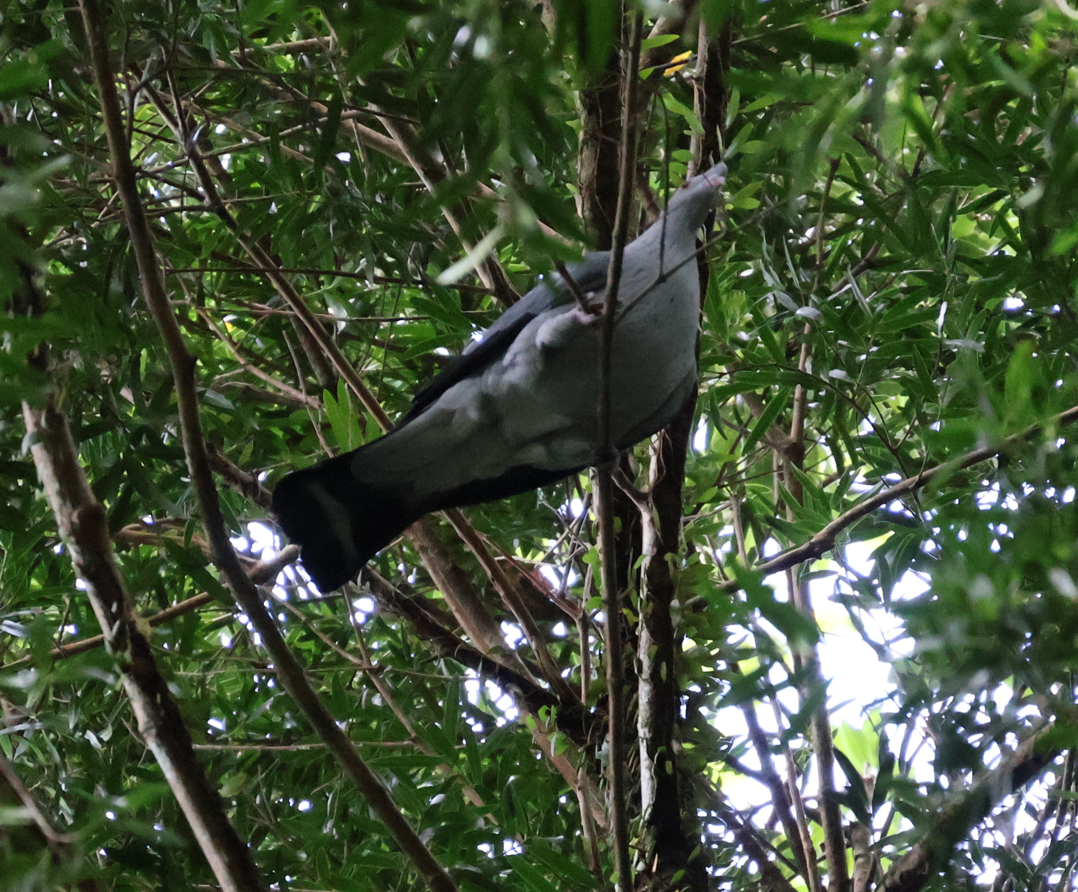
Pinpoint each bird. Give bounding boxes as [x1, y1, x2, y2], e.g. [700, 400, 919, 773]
[273, 162, 727, 591]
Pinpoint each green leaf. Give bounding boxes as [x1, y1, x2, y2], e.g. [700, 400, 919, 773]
[312, 89, 344, 173]
[320, 381, 365, 452]
[640, 33, 679, 51]
[742, 386, 791, 455]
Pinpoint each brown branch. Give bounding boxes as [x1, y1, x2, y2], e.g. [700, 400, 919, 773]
[850, 823, 875, 892]
[740, 389, 798, 453]
[80, 8, 457, 889]
[212, 380, 314, 410]
[575, 758, 605, 879]
[442, 510, 581, 705]
[688, 12, 729, 176]
[206, 443, 273, 510]
[637, 394, 713, 889]
[814, 159, 841, 282]
[0, 751, 97, 890]
[178, 94, 561, 245]
[195, 307, 322, 412]
[731, 662, 809, 878]
[714, 403, 1078, 595]
[878, 724, 1058, 892]
[710, 795, 800, 892]
[402, 518, 543, 681]
[170, 266, 489, 294]
[191, 141, 395, 428]
[363, 571, 599, 749]
[784, 332, 847, 892]
[370, 108, 517, 305]
[611, 465, 651, 511]
[23, 399, 263, 892]
[345, 612, 491, 813]
[577, 42, 624, 249]
[635, 18, 725, 876]
[1, 545, 300, 669]
[807, 662, 846, 892]
[772, 695, 821, 892]
[553, 258, 599, 314]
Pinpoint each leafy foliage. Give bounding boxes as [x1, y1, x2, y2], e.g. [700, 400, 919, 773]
[3, 1, 1078, 891]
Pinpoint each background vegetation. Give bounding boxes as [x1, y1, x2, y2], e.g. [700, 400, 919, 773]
[3, 0, 1078, 890]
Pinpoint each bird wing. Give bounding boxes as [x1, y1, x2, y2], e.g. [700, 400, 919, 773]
[401, 251, 610, 423]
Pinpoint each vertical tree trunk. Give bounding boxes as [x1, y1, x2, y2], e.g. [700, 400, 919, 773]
[637, 392, 711, 891]
[635, 19, 730, 890]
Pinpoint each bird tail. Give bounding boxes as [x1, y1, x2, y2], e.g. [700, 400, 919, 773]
[272, 451, 418, 591]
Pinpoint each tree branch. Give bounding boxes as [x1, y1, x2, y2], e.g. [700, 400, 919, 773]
[442, 509, 582, 705]
[78, 5, 458, 888]
[713, 403, 1078, 595]
[782, 334, 848, 892]
[1, 545, 299, 670]
[732, 665, 810, 878]
[363, 570, 600, 748]
[637, 395, 713, 888]
[878, 724, 1057, 892]
[23, 399, 263, 892]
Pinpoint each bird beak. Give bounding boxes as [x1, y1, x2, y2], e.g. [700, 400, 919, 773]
[702, 162, 727, 187]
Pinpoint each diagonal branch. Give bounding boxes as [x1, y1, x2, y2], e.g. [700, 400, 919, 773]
[782, 333, 847, 892]
[442, 509, 582, 705]
[714, 403, 1078, 595]
[2, 545, 299, 671]
[23, 399, 263, 892]
[370, 109, 518, 306]
[78, 3, 458, 889]
[0, 751, 91, 885]
[363, 570, 600, 748]
[878, 724, 1058, 892]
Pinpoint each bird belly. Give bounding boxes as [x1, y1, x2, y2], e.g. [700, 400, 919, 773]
[356, 260, 699, 506]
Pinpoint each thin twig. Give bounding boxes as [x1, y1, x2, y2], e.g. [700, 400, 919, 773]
[553, 259, 598, 314]
[2, 545, 298, 670]
[784, 332, 848, 892]
[732, 663, 809, 877]
[772, 696, 821, 892]
[712, 403, 1078, 595]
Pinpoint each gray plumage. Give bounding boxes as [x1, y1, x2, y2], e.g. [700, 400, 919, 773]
[274, 162, 727, 591]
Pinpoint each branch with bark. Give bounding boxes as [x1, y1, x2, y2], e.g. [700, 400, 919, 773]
[878, 724, 1058, 892]
[712, 403, 1078, 596]
[78, 2, 459, 888]
[22, 399, 264, 892]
